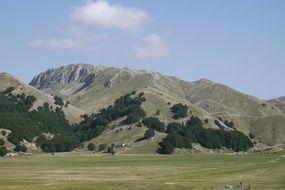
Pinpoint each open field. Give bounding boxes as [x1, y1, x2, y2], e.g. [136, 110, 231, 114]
[0, 152, 284, 190]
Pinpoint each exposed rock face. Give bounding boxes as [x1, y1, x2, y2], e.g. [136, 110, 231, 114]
[29, 64, 285, 146]
[30, 64, 106, 95]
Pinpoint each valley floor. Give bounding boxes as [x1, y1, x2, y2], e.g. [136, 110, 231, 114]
[0, 152, 284, 190]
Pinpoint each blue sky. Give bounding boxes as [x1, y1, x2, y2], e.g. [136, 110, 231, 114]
[0, 0, 284, 99]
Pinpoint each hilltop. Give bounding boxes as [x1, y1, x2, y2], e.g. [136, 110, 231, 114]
[29, 64, 285, 146]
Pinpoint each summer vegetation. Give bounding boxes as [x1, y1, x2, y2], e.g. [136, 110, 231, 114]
[0, 87, 253, 156]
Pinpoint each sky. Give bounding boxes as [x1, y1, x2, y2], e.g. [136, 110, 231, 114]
[0, 0, 284, 100]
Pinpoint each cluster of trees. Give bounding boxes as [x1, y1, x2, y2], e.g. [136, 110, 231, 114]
[170, 103, 188, 119]
[87, 143, 115, 154]
[142, 117, 165, 132]
[158, 116, 253, 154]
[214, 118, 236, 130]
[75, 92, 147, 142]
[0, 88, 79, 153]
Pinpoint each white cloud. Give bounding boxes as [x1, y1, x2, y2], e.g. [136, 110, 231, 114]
[133, 34, 170, 60]
[27, 33, 110, 50]
[70, 0, 150, 33]
[28, 38, 82, 49]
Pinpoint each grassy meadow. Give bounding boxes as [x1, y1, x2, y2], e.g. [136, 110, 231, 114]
[0, 152, 284, 190]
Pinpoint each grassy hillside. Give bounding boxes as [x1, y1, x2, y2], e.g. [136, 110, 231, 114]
[0, 73, 84, 124]
[0, 153, 284, 190]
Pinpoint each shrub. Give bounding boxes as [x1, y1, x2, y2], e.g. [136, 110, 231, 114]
[5, 87, 15, 94]
[171, 103, 188, 119]
[144, 128, 155, 139]
[156, 110, 160, 116]
[107, 146, 115, 154]
[0, 139, 5, 146]
[158, 141, 174, 154]
[14, 144, 27, 152]
[0, 146, 8, 156]
[87, 143, 96, 151]
[249, 133, 255, 139]
[1, 131, 7, 136]
[142, 117, 165, 132]
[54, 96, 64, 106]
[98, 144, 108, 152]
[137, 122, 142, 127]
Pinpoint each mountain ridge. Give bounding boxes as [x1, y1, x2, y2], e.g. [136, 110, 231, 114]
[28, 64, 285, 146]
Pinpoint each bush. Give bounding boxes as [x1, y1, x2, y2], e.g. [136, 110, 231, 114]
[5, 87, 15, 94]
[156, 110, 160, 116]
[224, 120, 235, 128]
[144, 128, 155, 139]
[54, 96, 64, 106]
[14, 144, 27, 152]
[125, 112, 141, 124]
[137, 122, 142, 127]
[0, 139, 5, 146]
[1, 131, 7, 136]
[171, 103, 188, 119]
[24, 95, 37, 106]
[98, 144, 108, 152]
[0, 146, 7, 156]
[249, 133, 255, 139]
[142, 117, 165, 132]
[87, 143, 96, 151]
[158, 141, 174, 154]
[107, 146, 115, 154]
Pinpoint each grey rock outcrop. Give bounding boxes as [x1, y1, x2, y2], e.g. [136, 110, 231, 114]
[30, 64, 106, 90]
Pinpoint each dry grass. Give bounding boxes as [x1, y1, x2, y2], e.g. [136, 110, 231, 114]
[0, 153, 284, 190]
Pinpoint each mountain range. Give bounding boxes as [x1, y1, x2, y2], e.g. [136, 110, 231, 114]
[1, 63, 284, 153]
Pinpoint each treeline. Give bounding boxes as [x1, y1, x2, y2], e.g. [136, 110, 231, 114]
[158, 116, 253, 154]
[0, 87, 78, 154]
[74, 91, 146, 142]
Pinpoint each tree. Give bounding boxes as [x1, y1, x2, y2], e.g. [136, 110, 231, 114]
[87, 143, 96, 151]
[107, 146, 115, 154]
[144, 129, 155, 139]
[0, 139, 5, 146]
[24, 95, 36, 106]
[14, 144, 27, 152]
[98, 144, 108, 152]
[5, 87, 15, 94]
[171, 103, 188, 119]
[1, 131, 7, 136]
[249, 133, 255, 139]
[158, 141, 174, 154]
[125, 113, 141, 124]
[156, 110, 160, 116]
[0, 146, 7, 156]
[54, 96, 64, 106]
[142, 117, 165, 132]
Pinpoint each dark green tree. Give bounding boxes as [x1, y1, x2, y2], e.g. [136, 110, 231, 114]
[14, 144, 27, 152]
[0, 139, 5, 146]
[144, 128, 155, 139]
[0, 146, 7, 156]
[171, 103, 188, 119]
[54, 96, 64, 106]
[87, 143, 96, 151]
[98, 144, 108, 152]
[142, 117, 165, 132]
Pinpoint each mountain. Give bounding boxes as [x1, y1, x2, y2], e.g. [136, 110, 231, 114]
[0, 72, 84, 124]
[29, 64, 285, 146]
[269, 96, 285, 113]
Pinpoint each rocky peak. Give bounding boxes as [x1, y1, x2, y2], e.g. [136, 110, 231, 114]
[29, 64, 106, 89]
